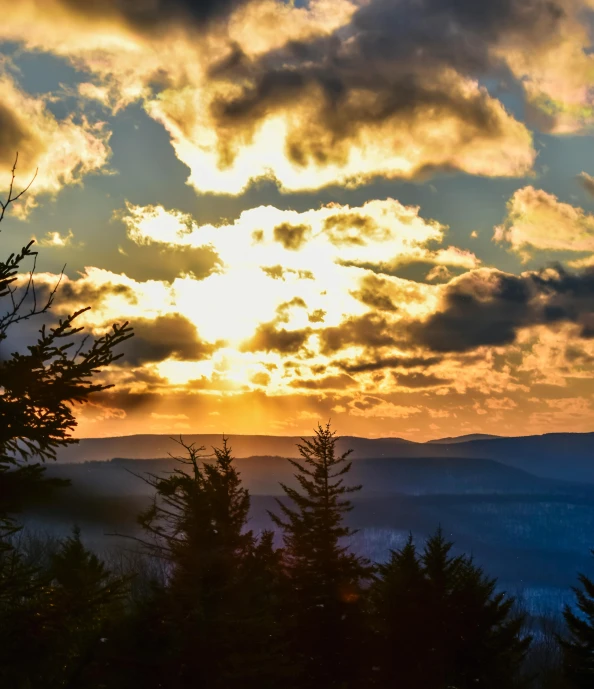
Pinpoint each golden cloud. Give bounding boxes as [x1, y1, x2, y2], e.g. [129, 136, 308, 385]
[0, 0, 537, 194]
[495, 0, 594, 134]
[0, 71, 111, 213]
[495, 186, 594, 259]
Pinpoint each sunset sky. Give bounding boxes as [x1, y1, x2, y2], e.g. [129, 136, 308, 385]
[1, 0, 594, 440]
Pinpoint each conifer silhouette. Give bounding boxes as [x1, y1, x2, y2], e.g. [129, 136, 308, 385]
[134, 437, 287, 688]
[0, 527, 127, 688]
[0, 154, 132, 532]
[370, 527, 530, 689]
[271, 422, 373, 688]
[561, 557, 594, 687]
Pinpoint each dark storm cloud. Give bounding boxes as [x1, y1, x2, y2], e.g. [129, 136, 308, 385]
[335, 354, 443, 373]
[57, 281, 138, 307]
[240, 322, 311, 354]
[0, 103, 38, 167]
[122, 313, 216, 365]
[319, 313, 398, 354]
[393, 371, 450, 388]
[112, 242, 220, 283]
[90, 389, 157, 414]
[289, 373, 356, 389]
[350, 274, 398, 312]
[58, 0, 250, 34]
[209, 0, 564, 168]
[409, 266, 594, 352]
[273, 222, 311, 251]
[212, 61, 508, 170]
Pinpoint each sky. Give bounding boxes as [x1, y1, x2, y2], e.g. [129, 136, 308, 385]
[1, 0, 594, 441]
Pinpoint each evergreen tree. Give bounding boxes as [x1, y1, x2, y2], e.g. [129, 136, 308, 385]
[561, 557, 594, 687]
[0, 527, 128, 688]
[0, 155, 132, 687]
[0, 154, 132, 527]
[132, 437, 287, 688]
[370, 528, 530, 689]
[270, 422, 373, 689]
[369, 535, 426, 687]
[0, 154, 132, 536]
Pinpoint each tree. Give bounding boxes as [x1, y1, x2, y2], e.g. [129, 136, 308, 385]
[270, 422, 373, 689]
[0, 153, 133, 686]
[130, 437, 287, 688]
[0, 527, 128, 688]
[368, 535, 426, 687]
[369, 528, 530, 689]
[0, 153, 132, 528]
[561, 556, 594, 687]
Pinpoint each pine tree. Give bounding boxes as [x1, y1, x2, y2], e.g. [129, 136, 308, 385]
[270, 422, 373, 689]
[0, 155, 132, 687]
[0, 527, 128, 688]
[370, 528, 530, 689]
[0, 154, 132, 532]
[133, 437, 287, 688]
[369, 535, 426, 687]
[561, 558, 594, 687]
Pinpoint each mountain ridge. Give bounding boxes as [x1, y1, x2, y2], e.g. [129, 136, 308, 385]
[55, 431, 594, 483]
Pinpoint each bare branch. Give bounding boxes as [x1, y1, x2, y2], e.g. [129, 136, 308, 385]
[0, 152, 38, 225]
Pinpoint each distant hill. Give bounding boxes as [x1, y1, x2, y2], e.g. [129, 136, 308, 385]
[55, 434, 413, 463]
[427, 434, 501, 444]
[437, 433, 594, 483]
[44, 455, 579, 498]
[54, 431, 594, 483]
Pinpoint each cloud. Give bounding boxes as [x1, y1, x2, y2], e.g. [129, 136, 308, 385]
[319, 313, 399, 354]
[0, 72, 110, 213]
[9, 0, 594, 196]
[122, 313, 217, 366]
[240, 321, 311, 354]
[36, 229, 77, 247]
[323, 212, 390, 247]
[55, 0, 254, 33]
[495, 186, 594, 258]
[273, 222, 311, 250]
[578, 171, 594, 196]
[209, 65, 534, 192]
[335, 354, 443, 373]
[0, 0, 541, 195]
[289, 373, 356, 390]
[32, 271, 138, 315]
[350, 274, 399, 312]
[408, 266, 594, 352]
[117, 197, 444, 348]
[392, 371, 450, 388]
[494, 0, 594, 134]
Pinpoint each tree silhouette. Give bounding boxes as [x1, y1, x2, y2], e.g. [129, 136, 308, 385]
[270, 422, 373, 689]
[0, 154, 133, 688]
[0, 154, 132, 529]
[132, 437, 287, 688]
[0, 527, 128, 688]
[561, 555, 594, 687]
[370, 528, 530, 689]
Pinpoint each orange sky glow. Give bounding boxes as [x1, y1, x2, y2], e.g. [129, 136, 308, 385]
[1, 0, 594, 440]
